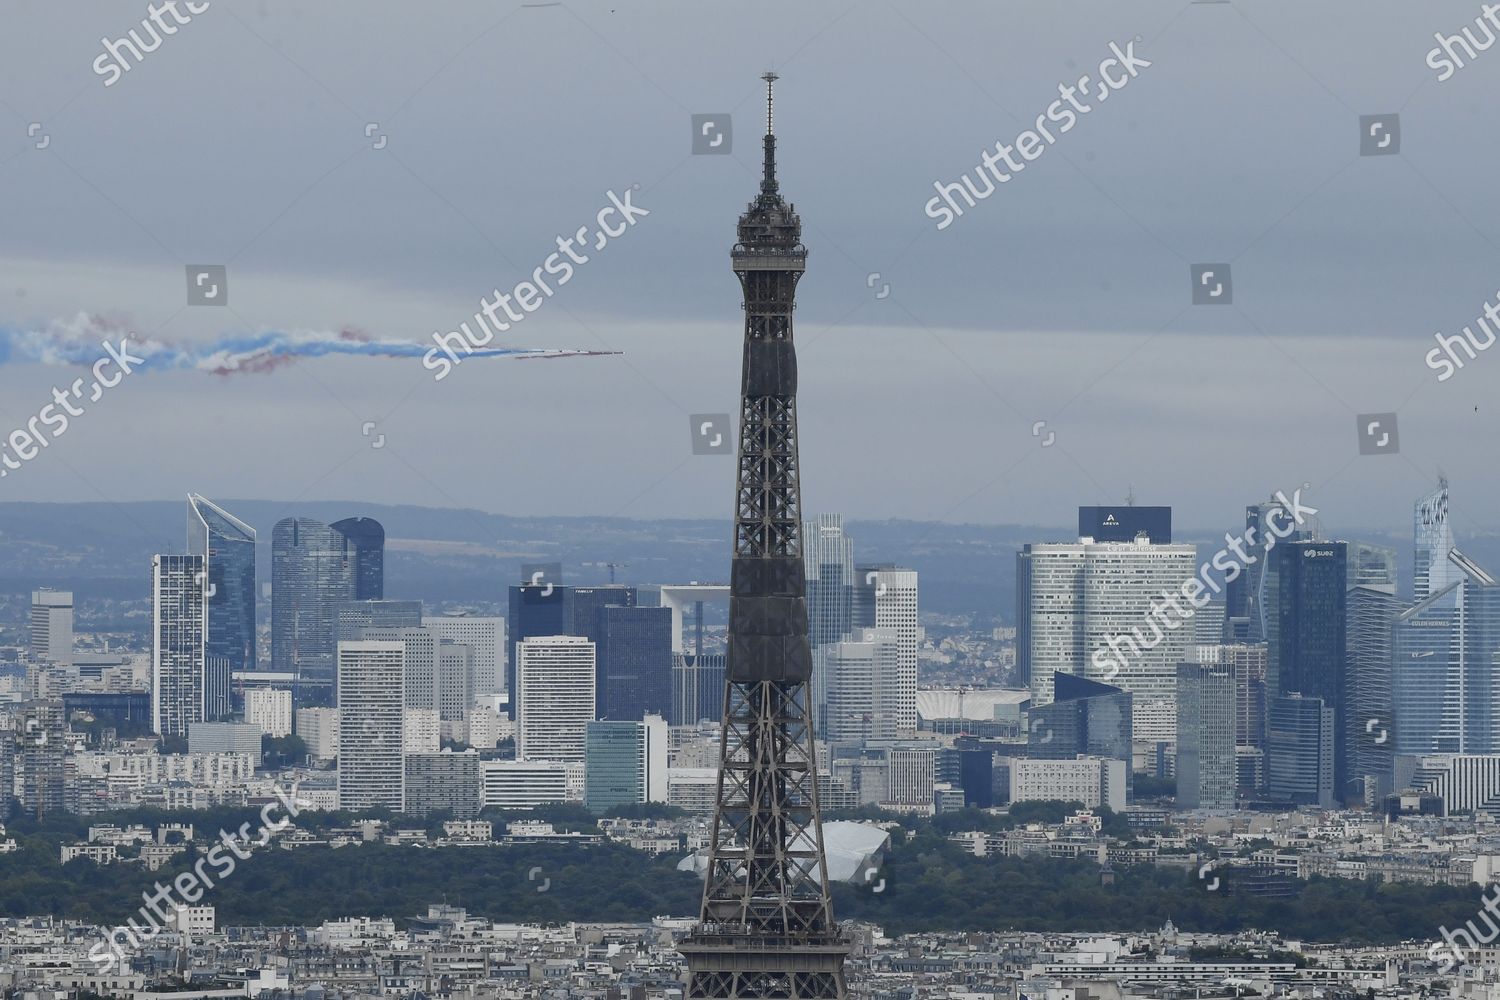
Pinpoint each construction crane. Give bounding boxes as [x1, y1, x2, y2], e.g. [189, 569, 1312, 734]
[582, 561, 629, 584]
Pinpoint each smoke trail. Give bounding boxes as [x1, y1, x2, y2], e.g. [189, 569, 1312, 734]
[0, 313, 616, 376]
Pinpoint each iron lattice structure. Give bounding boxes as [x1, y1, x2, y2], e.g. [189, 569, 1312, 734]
[679, 75, 849, 1000]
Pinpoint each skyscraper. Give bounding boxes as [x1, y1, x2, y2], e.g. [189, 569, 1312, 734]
[1347, 580, 1400, 800]
[15, 701, 66, 819]
[505, 584, 635, 718]
[362, 627, 438, 713]
[823, 627, 901, 744]
[680, 75, 847, 1000]
[187, 495, 256, 715]
[853, 565, 919, 733]
[1020, 538, 1197, 743]
[29, 589, 73, 668]
[424, 615, 505, 701]
[152, 554, 206, 739]
[1028, 672, 1133, 775]
[336, 640, 405, 811]
[514, 635, 595, 763]
[1176, 663, 1237, 810]
[335, 600, 422, 643]
[271, 516, 385, 705]
[1266, 693, 1335, 807]
[1265, 540, 1348, 793]
[1415, 479, 1457, 603]
[595, 605, 672, 721]
[1225, 496, 1313, 642]
[804, 514, 855, 647]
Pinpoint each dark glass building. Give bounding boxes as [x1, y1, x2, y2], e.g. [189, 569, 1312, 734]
[1077, 505, 1171, 543]
[187, 495, 256, 719]
[271, 516, 385, 706]
[595, 605, 672, 721]
[672, 652, 726, 726]
[1265, 540, 1347, 792]
[1028, 673, 1133, 796]
[1347, 582, 1401, 800]
[1266, 693, 1335, 807]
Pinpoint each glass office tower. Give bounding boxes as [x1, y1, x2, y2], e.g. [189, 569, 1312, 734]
[187, 495, 256, 719]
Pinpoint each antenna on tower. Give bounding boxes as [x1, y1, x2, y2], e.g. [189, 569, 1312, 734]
[760, 71, 780, 196]
[1125, 485, 1136, 507]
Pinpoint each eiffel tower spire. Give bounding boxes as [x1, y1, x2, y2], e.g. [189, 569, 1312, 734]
[678, 74, 849, 1000]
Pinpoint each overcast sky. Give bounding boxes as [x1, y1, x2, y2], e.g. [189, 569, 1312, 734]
[1, 0, 1497, 542]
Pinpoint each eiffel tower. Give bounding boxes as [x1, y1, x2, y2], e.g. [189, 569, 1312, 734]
[678, 74, 849, 1000]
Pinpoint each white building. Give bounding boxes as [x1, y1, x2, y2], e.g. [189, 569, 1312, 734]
[1010, 755, 1127, 811]
[363, 627, 437, 714]
[337, 640, 405, 811]
[855, 567, 919, 733]
[480, 759, 575, 810]
[1020, 538, 1198, 742]
[187, 721, 263, 755]
[404, 708, 441, 755]
[466, 707, 509, 749]
[152, 554, 206, 739]
[424, 615, 505, 701]
[515, 636, 595, 763]
[245, 688, 292, 738]
[825, 627, 902, 744]
[296, 707, 340, 761]
[30, 589, 73, 667]
[437, 642, 474, 721]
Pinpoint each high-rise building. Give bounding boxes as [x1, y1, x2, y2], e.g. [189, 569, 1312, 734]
[1347, 542, 1398, 591]
[514, 636, 595, 763]
[336, 640, 404, 811]
[272, 516, 385, 705]
[437, 642, 473, 722]
[1224, 496, 1315, 644]
[672, 653, 726, 726]
[823, 627, 901, 744]
[244, 687, 292, 738]
[1176, 663, 1237, 810]
[1197, 643, 1268, 750]
[424, 615, 504, 701]
[1415, 479, 1458, 603]
[403, 708, 441, 754]
[804, 514, 855, 646]
[152, 554, 206, 739]
[1265, 540, 1348, 792]
[584, 715, 668, 812]
[1020, 538, 1198, 743]
[1347, 582, 1400, 800]
[362, 627, 438, 713]
[505, 584, 634, 718]
[29, 589, 73, 668]
[595, 605, 672, 721]
[15, 701, 66, 819]
[1266, 693, 1335, 807]
[853, 566, 919, 732]
[680, 76, 847, 1000]
[187, 495, 256, 716]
